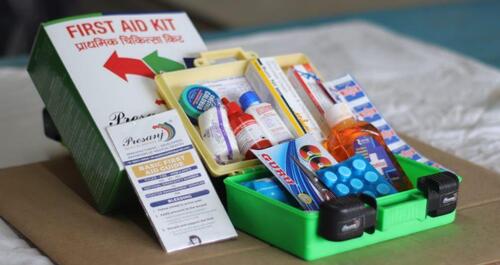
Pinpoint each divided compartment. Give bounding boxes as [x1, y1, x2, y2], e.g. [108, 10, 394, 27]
[155, 48, 320, 176]
[224, 155, 460, 260]
[155, 48, 461, 260]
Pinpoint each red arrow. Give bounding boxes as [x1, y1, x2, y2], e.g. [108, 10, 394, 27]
[155, 98, 166, 105]
[103, 51, 155, 81]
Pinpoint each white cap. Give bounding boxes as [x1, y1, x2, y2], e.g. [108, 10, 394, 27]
[324, 103, 354, 127]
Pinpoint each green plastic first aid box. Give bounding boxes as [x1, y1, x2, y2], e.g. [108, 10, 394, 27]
[224, 157, 460, 260]
[155, 48, 461, 260]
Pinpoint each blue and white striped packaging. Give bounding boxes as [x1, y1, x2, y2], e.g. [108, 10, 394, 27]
[325, 75, 446, 170]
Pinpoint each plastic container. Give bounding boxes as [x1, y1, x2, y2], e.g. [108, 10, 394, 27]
[222, 97, 272, 159]
[224, 155, 461, 261]
[155, 48, 461, 260]
[156, 48, 320, 176]
[324, 103, 413, 191]
[239, 91, 293, 145]
[198, 102, 241, 165]
[179, 84, 219, 121]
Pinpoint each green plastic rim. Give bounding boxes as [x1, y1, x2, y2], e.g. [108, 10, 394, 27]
[223, 155, 461, 260]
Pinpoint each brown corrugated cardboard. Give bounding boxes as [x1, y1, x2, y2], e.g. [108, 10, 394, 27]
[1, 134, 500, 265]
[187, 201, 500, 265]
[402, 136, 500, 210]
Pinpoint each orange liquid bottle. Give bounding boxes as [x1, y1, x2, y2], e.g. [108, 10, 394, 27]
[324, 103, 413, 191]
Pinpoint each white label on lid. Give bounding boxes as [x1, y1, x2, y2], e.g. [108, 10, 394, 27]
[44, 13, 207, 169]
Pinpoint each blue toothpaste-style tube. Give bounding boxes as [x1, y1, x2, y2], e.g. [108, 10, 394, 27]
[251, 134, 337, 211]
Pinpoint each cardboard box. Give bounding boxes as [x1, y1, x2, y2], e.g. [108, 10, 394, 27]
[1, 134, 500, 264]
[27, 13, 206, 213]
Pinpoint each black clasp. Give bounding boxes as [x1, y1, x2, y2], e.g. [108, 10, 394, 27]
[417, 171, 459, 217]
[318, 194, 376, 241]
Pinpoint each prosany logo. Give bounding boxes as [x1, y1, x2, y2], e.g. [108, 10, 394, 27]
[120, 121, 175, 147]
[152, 121, 176, 141]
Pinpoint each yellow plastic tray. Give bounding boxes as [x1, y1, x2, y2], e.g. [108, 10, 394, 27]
[155, 48, 322, 177]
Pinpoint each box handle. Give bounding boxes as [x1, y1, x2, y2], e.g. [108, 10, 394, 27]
[194, 48, 258, 67]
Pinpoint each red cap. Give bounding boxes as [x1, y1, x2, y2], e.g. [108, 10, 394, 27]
[222, 97, 242, 116]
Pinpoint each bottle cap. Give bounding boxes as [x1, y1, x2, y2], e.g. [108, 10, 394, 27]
[239, 91, 261, 111]
[324, 103, 354, 127]
[179, 85, 219, 120]
[222, 97, 242, 116]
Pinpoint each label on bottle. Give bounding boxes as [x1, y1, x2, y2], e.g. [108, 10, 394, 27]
[233, 119, 269, 155]
[353, 135, 402, 184]
[249, 103, 293, 145]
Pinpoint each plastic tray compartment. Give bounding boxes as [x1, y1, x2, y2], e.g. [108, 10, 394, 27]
[224, 156, 459, 260]
[155, 48, 318, 177]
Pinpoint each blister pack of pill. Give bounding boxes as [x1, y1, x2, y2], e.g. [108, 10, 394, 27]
[316, 154, 397, 198]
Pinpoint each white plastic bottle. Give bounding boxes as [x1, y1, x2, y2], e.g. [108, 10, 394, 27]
[239, 91, 293, 145]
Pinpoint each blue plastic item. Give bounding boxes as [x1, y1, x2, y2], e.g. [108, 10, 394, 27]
[316, 154, 397, 198]
[239, 91, 261, 111]
[179, 85, 219, 120]
[241, 178, 290, 203]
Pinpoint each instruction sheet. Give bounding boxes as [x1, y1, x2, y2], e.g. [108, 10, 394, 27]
[107, 110, 237, 252]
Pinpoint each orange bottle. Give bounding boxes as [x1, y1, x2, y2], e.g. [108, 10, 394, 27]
[324, 103, 413, 191]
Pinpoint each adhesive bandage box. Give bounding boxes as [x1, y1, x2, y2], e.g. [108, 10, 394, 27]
[287, 63, 333, 136]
